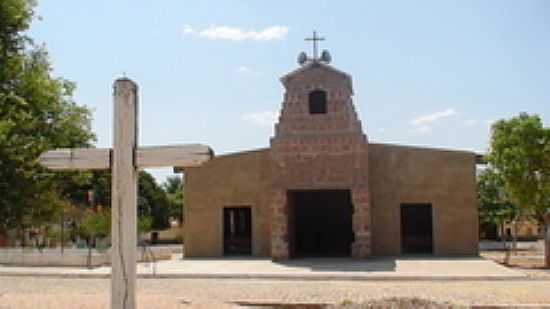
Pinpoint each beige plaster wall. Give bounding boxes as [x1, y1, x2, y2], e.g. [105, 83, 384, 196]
[368, 143, 479, 256]
[183, 149, 272, 257]
[184, 143, 478, 258]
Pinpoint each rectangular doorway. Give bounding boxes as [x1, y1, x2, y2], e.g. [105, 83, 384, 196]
[289, 190, 353, 257]
[223, 207, 252, 255]
[400, 203, 433, 254]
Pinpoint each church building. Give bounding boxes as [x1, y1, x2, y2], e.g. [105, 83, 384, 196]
[183, 37, 478, 260]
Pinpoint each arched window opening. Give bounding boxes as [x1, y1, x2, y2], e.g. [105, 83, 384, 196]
[308, 90, 327, 114]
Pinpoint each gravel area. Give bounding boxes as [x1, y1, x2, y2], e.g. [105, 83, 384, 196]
[0, 277, 549, 308]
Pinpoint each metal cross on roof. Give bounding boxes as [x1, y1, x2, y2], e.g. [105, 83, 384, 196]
[305, 30, 325, 60]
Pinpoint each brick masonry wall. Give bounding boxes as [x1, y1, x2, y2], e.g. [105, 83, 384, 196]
[270, 62, 371, 260]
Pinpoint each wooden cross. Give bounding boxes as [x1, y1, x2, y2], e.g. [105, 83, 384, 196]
[39, 78, 213, 309]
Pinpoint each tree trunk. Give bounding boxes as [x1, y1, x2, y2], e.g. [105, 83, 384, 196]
[61, 210, 64, 255]
[544, 210, 550, 268]
[500, 223, 509, 264]
[512, 220, 518, 253]
[0, 227, 6, 247]
[87, 236, 93, 269]
[20, 227, 25, 248]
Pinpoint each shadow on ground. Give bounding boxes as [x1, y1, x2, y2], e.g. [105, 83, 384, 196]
[273, 256, 490, 273]
[276, 258, 396, 272]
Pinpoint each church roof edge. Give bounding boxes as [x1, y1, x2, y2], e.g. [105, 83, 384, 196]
[279, 60, 353, 86]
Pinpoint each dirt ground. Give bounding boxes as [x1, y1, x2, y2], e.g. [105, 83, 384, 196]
[481, 248, 550, 282]
[0, 251, 549, 308]
[481, 248, 543, 265]
[0, 276, 550, 309]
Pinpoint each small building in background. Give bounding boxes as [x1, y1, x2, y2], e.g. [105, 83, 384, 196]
[144, 219, 183, 245]
[498, 220, 544, 241]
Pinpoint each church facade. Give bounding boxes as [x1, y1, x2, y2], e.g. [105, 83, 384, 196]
[183, 54, 478, 260]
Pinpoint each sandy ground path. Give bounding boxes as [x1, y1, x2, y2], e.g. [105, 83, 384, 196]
[0, 277, 550, 308]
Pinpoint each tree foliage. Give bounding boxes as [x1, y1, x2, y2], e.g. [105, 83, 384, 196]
[138, 216, 153, 235]
[79, 208, 110, 239]
[163, 175, 183, 223]
[478, 168, 519, 236]
[68, 171, 172, 231]
[487, 113, 550, 224]
[0, 0, 95, 231]
[0, 1, 178, 240]
[138, 171, 171, 230]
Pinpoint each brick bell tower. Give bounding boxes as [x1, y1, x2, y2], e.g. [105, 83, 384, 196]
[270, 32, 371, 260]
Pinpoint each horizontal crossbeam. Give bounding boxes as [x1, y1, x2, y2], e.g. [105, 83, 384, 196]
[136, 144, 213, 168]
[39, 148, 111, 170]
[39, 144, 213, 170]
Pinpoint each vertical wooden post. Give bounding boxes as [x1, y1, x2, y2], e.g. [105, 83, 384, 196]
[111, 78, 138, 309]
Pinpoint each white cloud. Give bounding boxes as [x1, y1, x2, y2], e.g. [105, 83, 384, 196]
[183, 25, 289, 41]
[182, 24, 194, 35]
[239, 66, 258, 73]
[412, 125, 433, 134]
[236, 66, 261, 77]
[464, 119, 478, 127]
[410, 108, 456, 126]
[241, 111, 279, 127]
[237, 66, 251, 73]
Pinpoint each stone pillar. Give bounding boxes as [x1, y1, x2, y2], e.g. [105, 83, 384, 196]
[271, 189, 289, 261]
[111, 78, 138, 309]
[545, 209, 550, 269]
[351, 187, 371, 258]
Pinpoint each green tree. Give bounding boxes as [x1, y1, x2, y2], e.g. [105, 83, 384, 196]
[163, 175, 183, 224]
[79, 208, 110, 240]
[0, 0, 95, 234]
[79, 208, 110, 268]
[138, 216, 153, 235]
[73, 171, 172, 231]
[138, 171, 171, 230]
[478, 168, 519, 241]
[487, 113, 550, 266]
[88, 171, 111, 208]
[487, 113, 550, 224]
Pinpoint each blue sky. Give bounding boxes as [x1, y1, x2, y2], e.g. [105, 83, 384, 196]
[29, 1, 550, 182]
